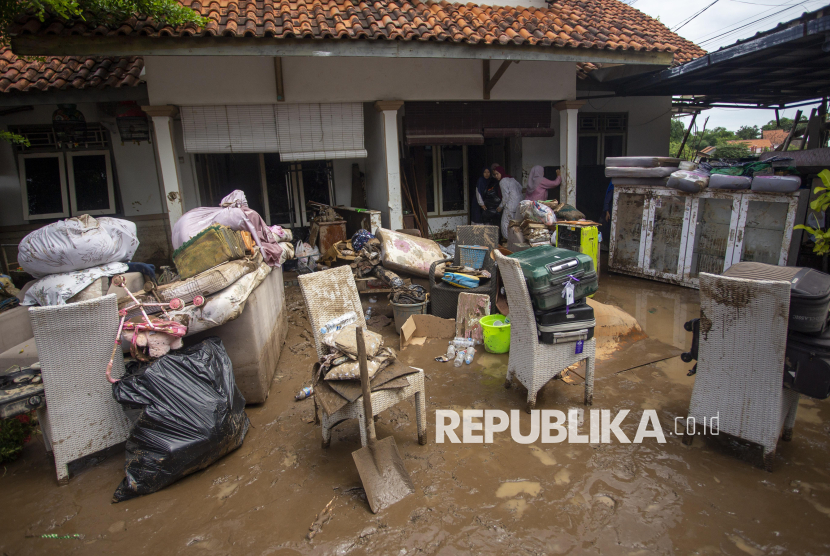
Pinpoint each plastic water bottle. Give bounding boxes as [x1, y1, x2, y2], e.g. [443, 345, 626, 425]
[447, 343, 456, 359]
[454, 349, 465, 368]
[452, 337, 475, 349]
[365, 307, 373, 322]
[464, 346, 476, 364]
[295, 386, 313, 400]
[320, 311, 358, 334]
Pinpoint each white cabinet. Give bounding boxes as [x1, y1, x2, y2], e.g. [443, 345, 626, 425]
[609, 186, 808, 288]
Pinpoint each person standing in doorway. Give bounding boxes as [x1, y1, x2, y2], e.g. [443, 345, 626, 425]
[493, 165, 522, 239]
[524, 165, 561, 202]
[476, 168, 502, 228]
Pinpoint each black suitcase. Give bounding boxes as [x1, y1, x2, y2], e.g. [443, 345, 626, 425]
[723, 262, 830, 335]
[785, 329, 830, 399]
[535, 300, 596, 344]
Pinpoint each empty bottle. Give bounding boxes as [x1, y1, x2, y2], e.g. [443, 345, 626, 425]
[295, 386, 313, 400]
[320, 311, 358, 334]
[465, 347, 476, 364]
[454, 349, 466, 368]
[365, 307, 373, 322]
[447, 343, 456, 359]
[452, 337, 475, 349]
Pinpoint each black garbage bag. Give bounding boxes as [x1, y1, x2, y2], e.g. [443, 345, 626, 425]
[111, 337, 250, 503]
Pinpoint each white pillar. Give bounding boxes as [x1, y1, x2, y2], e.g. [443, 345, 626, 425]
[143, 105, 184, 231]
[375, 100, 404, 231]
[555, 100, 585, 207]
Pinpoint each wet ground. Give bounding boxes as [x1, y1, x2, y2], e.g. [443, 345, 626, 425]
[1, 267, 829, 555]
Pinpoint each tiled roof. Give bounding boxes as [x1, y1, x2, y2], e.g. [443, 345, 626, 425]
[0, 47, 143, 93]
[762, 129, 788, 146]
[10, 0, 705, 63]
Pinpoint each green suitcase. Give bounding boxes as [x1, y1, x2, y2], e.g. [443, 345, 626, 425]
[507, 245, 598, 310]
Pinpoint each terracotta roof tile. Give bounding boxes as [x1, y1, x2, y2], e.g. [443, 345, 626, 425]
[9, 0, 705, 64]
[0, 47, 144, 93]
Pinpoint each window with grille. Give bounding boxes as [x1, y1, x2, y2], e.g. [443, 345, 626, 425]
[577, 113, 628, 165]
[12, 124, 117, 220]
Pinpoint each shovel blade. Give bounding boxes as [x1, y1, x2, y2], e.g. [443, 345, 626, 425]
[352, 436, 414, 513]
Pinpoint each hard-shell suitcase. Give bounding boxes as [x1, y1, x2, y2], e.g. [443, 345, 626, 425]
[723, 262, 830, 335]
[508, 246, 598, 311]
[785, 329, 830, 399]
[535, 300, 596, 344]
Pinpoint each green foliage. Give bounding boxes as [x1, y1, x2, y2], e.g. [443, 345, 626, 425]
[669, 139, 697, 160]
[0, 413, 37, 464]
[711, 142, 751, 159]
[762, 116, 808, 133]
[0, 129, 29, 146]
[0, 0, 207, 45]
[670, 118, 686, 143]
[795, 170, 830, 255]
[735, 125, 760, 140]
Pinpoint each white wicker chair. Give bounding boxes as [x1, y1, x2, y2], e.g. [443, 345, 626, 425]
[683, 273, 799, 471]
[298, 266, 427, 447]
[494, 251, 596, 413]
[29, 294, 132, 484]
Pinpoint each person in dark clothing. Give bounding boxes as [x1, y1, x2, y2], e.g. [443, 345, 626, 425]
[475, 168, 502, 228]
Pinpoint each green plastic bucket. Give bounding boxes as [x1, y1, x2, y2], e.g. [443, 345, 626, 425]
[480, 314, 511, 353]
[390, 300, 428, 335]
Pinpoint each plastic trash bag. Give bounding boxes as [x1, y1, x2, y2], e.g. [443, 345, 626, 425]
[295, 240, 320, 274]
[18, 215, 138, 278]
[111, 337, 249, 503]
[519, 200, 556, 226]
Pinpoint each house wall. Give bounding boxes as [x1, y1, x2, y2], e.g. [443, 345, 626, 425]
[0, 102, 173, 266]
[143, 57, 577, 105]
[579, 95, 673, 157]
[363, 104, 390, 228]
[331, 158, 365, 207]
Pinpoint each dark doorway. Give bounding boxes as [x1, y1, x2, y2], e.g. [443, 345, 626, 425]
[196, 153, 264, 216]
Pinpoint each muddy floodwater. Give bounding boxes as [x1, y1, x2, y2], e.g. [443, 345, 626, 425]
[1, 267, 829, 555]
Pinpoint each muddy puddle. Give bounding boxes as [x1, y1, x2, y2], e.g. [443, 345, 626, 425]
[1, 266, 829, 555]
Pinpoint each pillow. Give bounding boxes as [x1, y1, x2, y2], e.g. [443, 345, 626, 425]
[333, 324, 384, 359]
[325, 359, 381, 381]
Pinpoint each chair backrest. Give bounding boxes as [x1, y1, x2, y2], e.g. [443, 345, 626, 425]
[691, 273, 790, 443]
[29, 294, 132, 463]
[456, 225, 499, 268]
[299, 265, 365, 358]
[493, 251, 537, 346]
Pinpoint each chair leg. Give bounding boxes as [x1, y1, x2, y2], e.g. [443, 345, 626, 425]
[681, 433, 694, 446]
[504, 369, 512, 389]
[782, 428, 793, 442]
[321, 414, 331, 448]
[415, 390, 427, 445]
[56, 462, 69, 486]
[584, 356, 594, 406]
[313, 397, 320, 426]
[526, 390, 537, 414]
[763, 447, 775, 472]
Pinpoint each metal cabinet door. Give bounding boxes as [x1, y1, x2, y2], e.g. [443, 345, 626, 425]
[642, 192, 692, 280]
[682, 191, 742, 286]
[609, 188, 650, 273]
[731, 192, 801, 266]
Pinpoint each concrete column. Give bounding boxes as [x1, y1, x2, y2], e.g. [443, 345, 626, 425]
[375, 100, 404, 231]
[142, 105, 184, 230]
[555, 100, 585, 207]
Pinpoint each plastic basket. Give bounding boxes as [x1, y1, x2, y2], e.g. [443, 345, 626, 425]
[458, 245, 489, 270]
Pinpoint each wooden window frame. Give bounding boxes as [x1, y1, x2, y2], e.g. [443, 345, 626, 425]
[18, 152, 69, 220]
[66, 150, 117, 216]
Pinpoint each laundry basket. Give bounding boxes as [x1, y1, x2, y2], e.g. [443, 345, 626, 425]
[458, 246, 489, 270]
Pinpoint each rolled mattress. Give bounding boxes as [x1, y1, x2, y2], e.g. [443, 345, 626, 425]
[605, 157, 681, 168]
[605, 166, 678, 178]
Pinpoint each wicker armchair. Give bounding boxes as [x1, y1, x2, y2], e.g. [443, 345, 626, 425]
[298, 265, 426, 447]
[428, 225, 499, 319]
[29, 294, 132, 484]
[682, 273, 799, 472]
[494, 251, 595, 413]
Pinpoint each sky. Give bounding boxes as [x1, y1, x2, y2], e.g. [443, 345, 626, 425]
[627, 0, 826, 131]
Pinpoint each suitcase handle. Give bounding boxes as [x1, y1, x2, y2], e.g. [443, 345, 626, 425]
[546, 258, 579, 274]
[552, 329, 589, 342]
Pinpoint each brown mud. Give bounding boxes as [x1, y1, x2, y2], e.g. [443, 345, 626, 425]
[1, 267, 829, 555]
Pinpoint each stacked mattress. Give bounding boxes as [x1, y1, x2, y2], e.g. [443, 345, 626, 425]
[604, 157, 680, 186]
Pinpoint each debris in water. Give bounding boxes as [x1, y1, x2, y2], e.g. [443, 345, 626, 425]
[295, 387, 313, 400]
[307, 496, 336, 541]
[26, 534, 84, 540]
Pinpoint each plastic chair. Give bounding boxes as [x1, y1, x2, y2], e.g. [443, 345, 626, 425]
[683, 273, 799, 471]
[298, 265, 426, 447]
[494, 251, 596, 412]
[429, 225, 499, 319]
[29, 294, 132, 484]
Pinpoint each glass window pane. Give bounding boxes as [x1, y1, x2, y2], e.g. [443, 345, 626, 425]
[440, 145, 464, 212]
[263, 154, 293, 226]
[690, 198, 733, 277]
[23, 157, 64, 216]
[578, 136, 599, 165]
[739, 200, 789, 264]
[613, 192, 645, 267]
[649, 195, 685, 275]
[425, 146, 435, 213]
[72, 154, 109, 212]
[604, 135, 625, 158]
[300, 161, 332, 223]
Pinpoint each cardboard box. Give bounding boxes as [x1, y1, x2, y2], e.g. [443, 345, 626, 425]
[400, 314, 456, 350]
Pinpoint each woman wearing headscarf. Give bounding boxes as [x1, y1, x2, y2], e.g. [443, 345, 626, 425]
[493, 165, 523, 239]
[475, 168, 502, 227]
[525, 165, 561, 202]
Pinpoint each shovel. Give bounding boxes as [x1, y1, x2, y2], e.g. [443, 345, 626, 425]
[352, 326, 414, 513]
